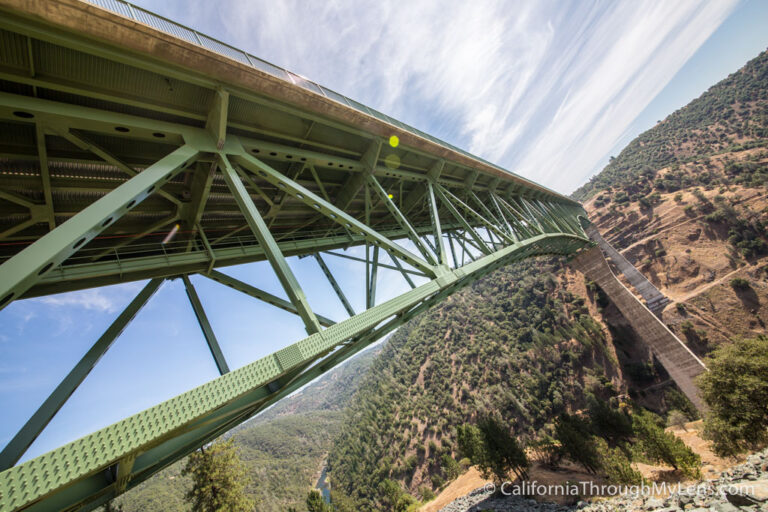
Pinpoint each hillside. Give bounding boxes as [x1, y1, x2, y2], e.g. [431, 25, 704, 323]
[325, 50, 768, 511]
[576, 51, 768, 347]
[113, 344, 380, 512]
[573, 50, 767, 201]
[327, 259, 635, 510]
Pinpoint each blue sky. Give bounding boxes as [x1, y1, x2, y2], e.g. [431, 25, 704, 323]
[1, 0, 767, 463]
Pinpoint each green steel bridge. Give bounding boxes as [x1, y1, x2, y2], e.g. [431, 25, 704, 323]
[0, 1, 592, 510]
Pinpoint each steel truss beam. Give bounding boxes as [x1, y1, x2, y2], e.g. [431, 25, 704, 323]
[0, 232, 589, 512]
[0, 20, 593, 512]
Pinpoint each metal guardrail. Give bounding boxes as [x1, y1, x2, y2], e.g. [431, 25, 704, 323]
[83, 0, 509, 173]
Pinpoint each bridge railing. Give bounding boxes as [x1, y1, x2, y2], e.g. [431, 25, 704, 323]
[83, 0, 509, 175]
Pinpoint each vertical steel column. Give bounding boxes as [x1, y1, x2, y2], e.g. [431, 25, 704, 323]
[219, 155, 322, 334]
[426, 182, 448, 267]
[367, 246, 379, 309]
[433, 186, 491, 255]
[314, 253, 355, 317]
[182, 275, 230, 376]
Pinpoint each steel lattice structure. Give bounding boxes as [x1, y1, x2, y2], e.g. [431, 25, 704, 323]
[0, 1, 592, 510]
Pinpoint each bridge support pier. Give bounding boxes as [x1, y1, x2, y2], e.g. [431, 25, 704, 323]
[570, 246, 707, 411]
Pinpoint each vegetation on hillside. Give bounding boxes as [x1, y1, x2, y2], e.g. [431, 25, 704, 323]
[182, 439, 253, 512]
[698, 336, 768, 456]
[573, 50, 768, 201]
[113, 347, 379, 512]
[328, 259, 623, 510]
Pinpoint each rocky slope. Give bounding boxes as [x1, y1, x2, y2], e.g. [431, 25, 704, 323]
[436, 447, 768, 512]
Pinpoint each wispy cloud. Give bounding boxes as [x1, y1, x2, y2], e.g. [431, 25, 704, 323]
[35, 289, 122, 313]
[152, 0, 738, 194]
[31, 282, 145, 314]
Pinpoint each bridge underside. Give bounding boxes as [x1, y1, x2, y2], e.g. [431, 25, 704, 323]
[0, 1, 591, 510]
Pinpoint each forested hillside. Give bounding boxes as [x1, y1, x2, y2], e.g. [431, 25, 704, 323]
[327, 259, 631, 510]
[325, 50, 767, 511]
[573, 50, 767, 201]
[114, 345, 380, 512]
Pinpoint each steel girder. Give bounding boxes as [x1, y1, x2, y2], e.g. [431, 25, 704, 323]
[0, 2, 593, 511]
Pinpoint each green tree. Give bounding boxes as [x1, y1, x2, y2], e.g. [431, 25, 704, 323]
[587, 396, 633, 443]
[698, 336, 768, 456]
[458, 417, 529, 483]
[182, 439, 254, 512]
[594, 438, 643, 485]
[632, 408, 700, 478]
[306, 490, 329, 512]
[377, 479, 404, 511]
[477, 415, 529, 482]
[554, 413, 601, 473]
[456, 424, 483, 462]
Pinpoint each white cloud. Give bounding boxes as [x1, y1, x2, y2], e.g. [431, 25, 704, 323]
[32, 282, 145, 314]
[35, 289, 121, 312]
[137, 0, 737, 193]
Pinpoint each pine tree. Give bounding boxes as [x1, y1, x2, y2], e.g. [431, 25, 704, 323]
[698, 336, 768, 456]
[306, 490, 328, 512]
[182, 439, 254, 512]
[632, 408, 700, 478]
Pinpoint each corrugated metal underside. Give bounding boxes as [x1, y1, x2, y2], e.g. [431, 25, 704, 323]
[0, 14, 560, 276]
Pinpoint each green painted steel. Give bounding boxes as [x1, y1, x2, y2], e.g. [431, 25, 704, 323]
[0, 278, 164, 471]
[182, 275, 230, 376]
[0, 1, 593, 511]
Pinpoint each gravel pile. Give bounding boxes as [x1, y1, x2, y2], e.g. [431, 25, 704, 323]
[438, 449, 768, 512]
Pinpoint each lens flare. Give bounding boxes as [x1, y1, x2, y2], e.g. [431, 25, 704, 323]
[389, 135, 399, 148]
[162, 223, 180, 244]
[384, 153, 401, 170]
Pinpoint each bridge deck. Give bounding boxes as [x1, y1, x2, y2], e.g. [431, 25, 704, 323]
[0, 1, 591, 511]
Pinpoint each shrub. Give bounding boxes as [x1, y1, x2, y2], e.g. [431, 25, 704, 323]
[418, 486, 435, 502]
[729, 277, 750, 290]
[632, 408, 700, 478]
[595, 438, 643, 485]
[555, 414, 601, 473]
[664, 388, 699, 421]
[698, 336, 768, 456]
[667, 410, 689, 430]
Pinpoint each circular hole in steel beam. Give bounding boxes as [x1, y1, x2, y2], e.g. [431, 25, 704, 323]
[114, 126, 130, 133]
[102, 217, 113, 227]
[73, 237, 87, 249]
[127, 200, 136, 208]
[13, 111, 34, 119]
[152, 132, 165, 138]
[38, 262, 53, 276]
[252, 149, 260, 153]
[269, 152, 277, 156]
